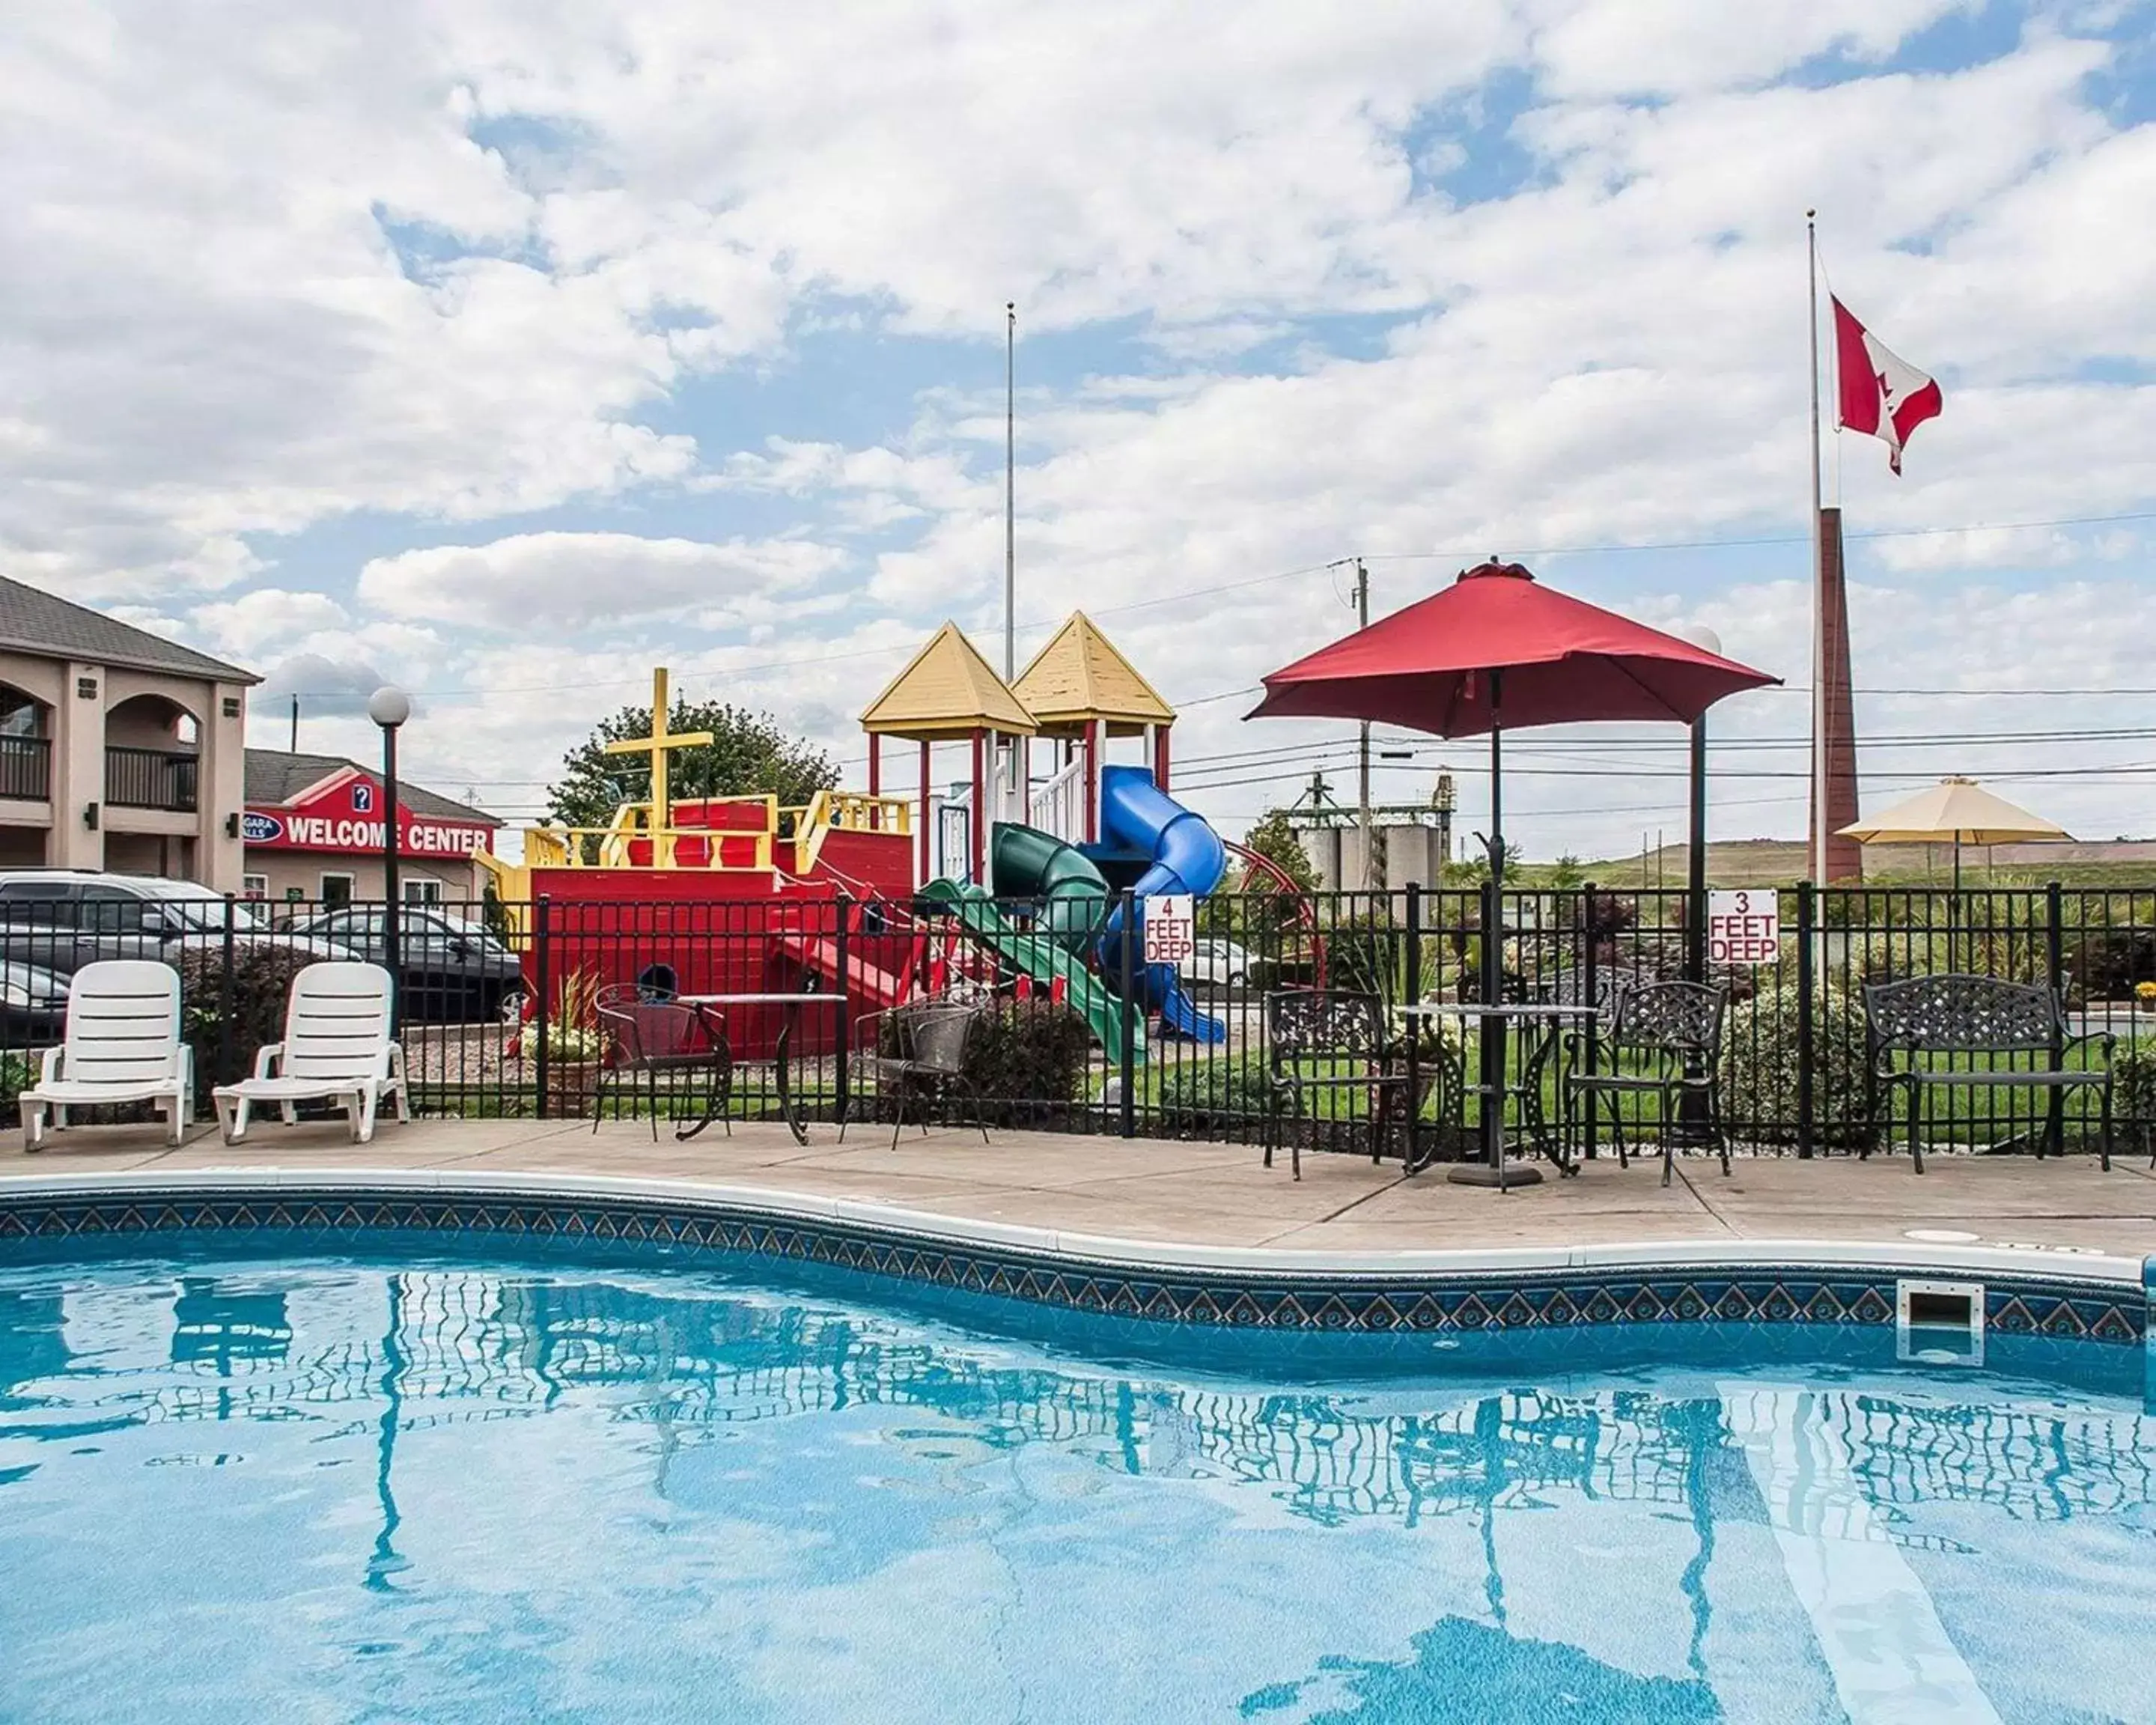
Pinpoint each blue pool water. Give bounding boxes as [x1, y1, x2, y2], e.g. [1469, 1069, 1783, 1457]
[1, 1250, 2153, 1724]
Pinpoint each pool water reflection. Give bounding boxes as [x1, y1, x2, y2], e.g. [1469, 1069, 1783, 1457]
[1, 1255, 2152, 1724]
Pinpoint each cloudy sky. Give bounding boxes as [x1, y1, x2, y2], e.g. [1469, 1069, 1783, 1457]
[4, 0, 2154, 861]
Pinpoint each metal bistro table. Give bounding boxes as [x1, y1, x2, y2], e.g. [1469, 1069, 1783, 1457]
[676, 989, 844, 1146]
[1399, 1001, 1598, 1189]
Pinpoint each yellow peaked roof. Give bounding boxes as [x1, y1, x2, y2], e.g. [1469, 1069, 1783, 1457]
[859, 621, 1038, 737]
[1012, 612, 1176, 734]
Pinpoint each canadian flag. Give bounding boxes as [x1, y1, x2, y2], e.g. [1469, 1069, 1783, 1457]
[1833, 296, 1942, 475]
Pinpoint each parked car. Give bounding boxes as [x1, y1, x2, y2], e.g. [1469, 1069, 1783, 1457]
[0, 959, 72, 1047]
[277, 904, 523, 1024]
[1179, 937, 1255, 989]
[0, 871, 345, 981]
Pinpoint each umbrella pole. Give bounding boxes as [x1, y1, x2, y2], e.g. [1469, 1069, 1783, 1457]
[1452, 669, 1538, 1188]
[1951, 835, 1962, 972]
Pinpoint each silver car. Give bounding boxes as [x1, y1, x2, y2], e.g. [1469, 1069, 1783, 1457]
[1178, 937, 1255, 988]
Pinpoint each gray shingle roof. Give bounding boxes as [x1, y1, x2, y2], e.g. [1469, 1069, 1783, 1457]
[246, 749, 500, 826]
[0, 575, 258, 684]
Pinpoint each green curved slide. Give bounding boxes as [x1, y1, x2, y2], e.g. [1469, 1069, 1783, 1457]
[917, 876, 1140, 1065]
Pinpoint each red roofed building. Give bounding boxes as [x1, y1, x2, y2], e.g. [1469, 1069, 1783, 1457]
[243, 749, 499, 905]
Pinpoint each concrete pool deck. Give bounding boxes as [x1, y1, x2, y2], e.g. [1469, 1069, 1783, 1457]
[4, 1116, 2153, 1263]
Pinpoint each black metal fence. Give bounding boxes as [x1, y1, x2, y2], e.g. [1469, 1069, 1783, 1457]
[0, 883, 2148, 1160]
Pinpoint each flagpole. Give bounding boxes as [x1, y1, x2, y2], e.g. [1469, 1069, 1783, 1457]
[1807, 210, 1827, 886]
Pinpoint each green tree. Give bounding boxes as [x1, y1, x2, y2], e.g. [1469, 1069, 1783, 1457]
[1205, 807, 1322, 949]
[548, 700, 840, 830]
[1239, 809, 1320, 893]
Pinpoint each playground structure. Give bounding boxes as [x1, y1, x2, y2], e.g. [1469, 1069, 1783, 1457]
[476, 617, 1252, 1062]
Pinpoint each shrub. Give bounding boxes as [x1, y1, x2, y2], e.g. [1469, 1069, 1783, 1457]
[1575, 891, 1636, 954]
[2068, 926, 2154, 1000]
[2110, 1042, 2156, 1131]
[1156, 1053, 1273, 1134]
[879, 998, 1094, 1128]
[967, 999, 1094, 1121]
[1327, 907, 1406, 1001]
[1718, 978, 1873, 1151]
[177, 944, 314, 1103]
[535, 967, 606, 1064]
[0, 1050, 34, 1109]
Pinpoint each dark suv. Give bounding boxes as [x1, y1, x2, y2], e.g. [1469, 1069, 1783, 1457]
[278, 904, 524, 1024]
[0, 871, 344, 979]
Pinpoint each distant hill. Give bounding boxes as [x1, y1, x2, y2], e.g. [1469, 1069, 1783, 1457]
[1555, 838, 2156, 889]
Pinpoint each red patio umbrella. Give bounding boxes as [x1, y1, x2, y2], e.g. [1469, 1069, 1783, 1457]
[1248, 559, 1778, 879]
[1249, 558, 1779, 1190]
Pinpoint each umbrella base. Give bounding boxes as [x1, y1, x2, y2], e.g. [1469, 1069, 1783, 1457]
[1446, 1162, 1544, 1190]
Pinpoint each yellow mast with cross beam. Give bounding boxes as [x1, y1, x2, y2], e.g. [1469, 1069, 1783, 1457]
[603, 667, 713, 868]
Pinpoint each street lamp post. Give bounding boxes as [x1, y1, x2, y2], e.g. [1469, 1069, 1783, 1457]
[368, 687, 411, 1033]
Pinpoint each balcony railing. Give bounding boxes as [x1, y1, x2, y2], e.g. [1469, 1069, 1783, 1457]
[105, 746, 198, 812]
[0, 736, 50, 801]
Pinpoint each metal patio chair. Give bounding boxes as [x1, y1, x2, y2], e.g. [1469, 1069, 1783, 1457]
[1263, 990, 1452, 1178]
[1561, 980, 1729, 1186]
[845, 995, 990, 1149]
[594, 983, 732, 1139]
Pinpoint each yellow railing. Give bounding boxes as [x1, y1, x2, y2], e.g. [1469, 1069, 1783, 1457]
[479, 788, 915, 894]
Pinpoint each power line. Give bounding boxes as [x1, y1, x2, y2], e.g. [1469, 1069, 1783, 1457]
[1357, 508, 2156, 565]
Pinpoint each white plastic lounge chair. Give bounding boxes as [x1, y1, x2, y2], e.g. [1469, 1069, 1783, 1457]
[19, 959, 192, 1151]
[212, 961, 409, 1145]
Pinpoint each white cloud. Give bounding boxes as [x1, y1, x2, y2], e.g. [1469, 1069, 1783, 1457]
[0, 2, 2151, 856]
[355, 531, 850, 630]
[189, 588, 352, 657]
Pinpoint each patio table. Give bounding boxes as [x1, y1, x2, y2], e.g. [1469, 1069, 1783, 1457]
[1398, 1002, 1598, 1188]
[676, 990, 843, 1145]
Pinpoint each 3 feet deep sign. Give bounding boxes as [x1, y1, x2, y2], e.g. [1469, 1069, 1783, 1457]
[1707, 889, 1780, 964]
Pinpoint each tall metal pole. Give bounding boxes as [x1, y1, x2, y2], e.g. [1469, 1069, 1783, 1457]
[1687, 717, 1708, 983]
[1808, 210, 1827, 887]
[381, 721, 401, 1034]
[1002, 301, 1017, 827]
[1355, 558, 1372, 889]
[368, 686, 410, 1036]
[1004, 301, 1016, 682]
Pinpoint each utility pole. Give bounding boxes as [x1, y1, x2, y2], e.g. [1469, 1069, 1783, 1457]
[1354, 557, 1372, 889]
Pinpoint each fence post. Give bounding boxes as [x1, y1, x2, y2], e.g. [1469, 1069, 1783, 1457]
[1118, 888, 1136, 1140]
[1582, 883, 1598, 1161]
[219, 895, 238, 1086]
[834, 894, 851, 1129]
[1404, 883, 1422, 1169]
[1796, 881, 1815, 1159]
[532, 895, 552, 1121]
[2045, 879, 2067, 1156]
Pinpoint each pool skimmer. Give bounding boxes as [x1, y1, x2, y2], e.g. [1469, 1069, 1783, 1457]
[1897, 1278, 1985, 1366]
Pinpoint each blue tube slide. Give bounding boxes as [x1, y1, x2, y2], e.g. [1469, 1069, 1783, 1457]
[1097, 765, 1228, 1043]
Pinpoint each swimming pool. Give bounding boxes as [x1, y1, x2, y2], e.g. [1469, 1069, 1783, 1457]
[3, 1244, 2152, 1724]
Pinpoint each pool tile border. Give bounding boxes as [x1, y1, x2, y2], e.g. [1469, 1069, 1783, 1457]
[0, 1174, 2142, 1347]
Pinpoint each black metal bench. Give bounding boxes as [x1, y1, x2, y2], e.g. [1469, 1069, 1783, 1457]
[1860, 974, 2116, 1172]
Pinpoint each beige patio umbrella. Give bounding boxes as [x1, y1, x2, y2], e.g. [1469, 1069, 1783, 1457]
[1839, 775, 2070, 892]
